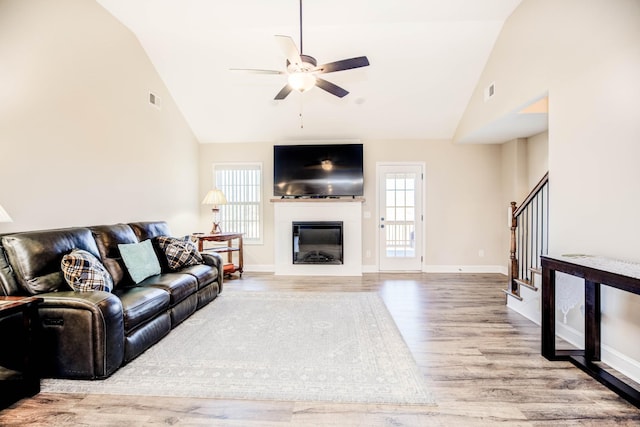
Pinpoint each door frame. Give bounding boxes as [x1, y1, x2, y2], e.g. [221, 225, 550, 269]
[375, 161, 426, 272]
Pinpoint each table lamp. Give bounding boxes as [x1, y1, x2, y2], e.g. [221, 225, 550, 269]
[201, 189, 227, 234]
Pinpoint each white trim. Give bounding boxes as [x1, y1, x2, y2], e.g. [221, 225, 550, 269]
[243, 264, 508, 275]
[423, 265, 508, 274]
[506, 286, 542, 325]
[362, 265, 379, 273]
[555, 320, 594, 356]
[243, 264, 274, 273]
[601, 344, 640, 385]
[375, 161, 426, 272]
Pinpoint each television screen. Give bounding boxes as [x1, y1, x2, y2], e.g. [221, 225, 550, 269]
[274, 144, 364, 197]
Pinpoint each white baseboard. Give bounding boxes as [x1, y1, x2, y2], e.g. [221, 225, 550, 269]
[506, 286, 541, 325]
[362, 265, 379, 273]
[243, 264, 274, 273]
[556, 322, 584, 349]
[424, 265, 508, 275]
[244, 264, 508, 275]
[602, 344, 640, 385]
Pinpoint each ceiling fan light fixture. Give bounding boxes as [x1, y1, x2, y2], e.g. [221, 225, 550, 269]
[288, 72, 316, 93]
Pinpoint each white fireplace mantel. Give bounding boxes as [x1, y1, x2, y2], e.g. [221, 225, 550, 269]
[273, 199, 363, 276]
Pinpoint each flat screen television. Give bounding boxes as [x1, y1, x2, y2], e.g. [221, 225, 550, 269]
[273, 144, 364, 197]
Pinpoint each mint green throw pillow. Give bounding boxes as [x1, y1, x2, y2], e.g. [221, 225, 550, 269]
[118, 239, 161, 284]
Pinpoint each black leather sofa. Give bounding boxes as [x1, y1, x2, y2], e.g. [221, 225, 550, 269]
[0, 221, 223, 379]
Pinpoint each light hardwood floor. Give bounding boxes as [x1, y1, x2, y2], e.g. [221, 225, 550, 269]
[1, 273, 639, 426]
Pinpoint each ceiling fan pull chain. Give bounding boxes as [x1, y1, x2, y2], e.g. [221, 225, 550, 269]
[299, 96, 304, 129]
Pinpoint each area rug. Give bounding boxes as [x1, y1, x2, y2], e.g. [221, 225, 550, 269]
[42, 291, 433, 405]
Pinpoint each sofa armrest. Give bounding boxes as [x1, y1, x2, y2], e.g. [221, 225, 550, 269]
[201, 252, 224, 294]
[36, 291, 124, 379]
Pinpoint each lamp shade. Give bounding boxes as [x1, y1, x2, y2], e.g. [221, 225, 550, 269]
[201, 189, 227, 205]
[0, 204, 13, 223]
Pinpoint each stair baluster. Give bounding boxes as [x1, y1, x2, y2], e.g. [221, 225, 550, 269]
[504, 172, 549, 301]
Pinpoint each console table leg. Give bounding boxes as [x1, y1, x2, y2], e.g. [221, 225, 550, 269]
[542, 267, 556, 359]
[585, 280, 601, 361]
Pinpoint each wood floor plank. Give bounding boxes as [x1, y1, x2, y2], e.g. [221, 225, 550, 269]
[1, 272, 639, 426]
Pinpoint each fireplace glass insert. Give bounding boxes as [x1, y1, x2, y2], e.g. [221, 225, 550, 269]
[292, 221, 343, 265]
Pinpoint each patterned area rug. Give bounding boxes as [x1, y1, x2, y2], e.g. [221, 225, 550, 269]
[42, 291, 432, 405]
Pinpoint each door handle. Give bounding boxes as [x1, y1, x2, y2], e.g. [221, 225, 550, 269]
[380, 217, 384, 228]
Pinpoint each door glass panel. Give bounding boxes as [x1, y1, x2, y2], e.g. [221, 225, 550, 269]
[385, 172, 417, 258]
[406, 207, 415, 221]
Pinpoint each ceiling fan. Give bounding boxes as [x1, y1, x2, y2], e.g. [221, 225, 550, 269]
[231, 0, 370, 100]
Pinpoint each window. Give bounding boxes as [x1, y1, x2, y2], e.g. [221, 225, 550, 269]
[213, 163, 262, 243]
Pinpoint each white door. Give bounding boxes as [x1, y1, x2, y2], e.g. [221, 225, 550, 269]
[378, 164, 424, 271]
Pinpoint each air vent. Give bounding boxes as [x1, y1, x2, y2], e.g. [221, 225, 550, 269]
[484, 82, 495, 102]
[149, 92, 161, 109]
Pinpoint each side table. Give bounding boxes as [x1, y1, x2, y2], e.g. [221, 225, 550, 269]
[541, 254, 640, 408]
[0, 296, 43, 409]
[193, 232, 244, 277]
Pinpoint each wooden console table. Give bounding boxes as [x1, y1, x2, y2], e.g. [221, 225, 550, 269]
[541, 254, 640, 408]
[193, 232, 243, 277]
[0, 296, 43, 409]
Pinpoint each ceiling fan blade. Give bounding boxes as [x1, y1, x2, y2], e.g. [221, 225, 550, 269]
[315, 78, 349, 98]
[315, 56, 370, 74]
[274, 84, 293, 100]
[275, 35, 303, 68]
[229, 68, 284, 75]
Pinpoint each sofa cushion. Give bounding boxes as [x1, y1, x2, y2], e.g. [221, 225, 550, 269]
[128, 221, 172, 241]
[61, 249, 113, 292]
[156, 236, 203, 271]
[138, 272, 198, 305]
[2, 227, 101, 295]
[90, 224, 140, 288]
[180, 264, 218, 290]
[112, 286, 170, 333]
[123, 312, 171, 363]
[118, 240, 161, 284]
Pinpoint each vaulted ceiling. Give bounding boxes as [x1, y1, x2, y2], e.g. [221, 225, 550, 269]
[96, 0, 524, 143]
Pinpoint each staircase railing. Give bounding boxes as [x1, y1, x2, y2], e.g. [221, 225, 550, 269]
[504, 172, 549, 300]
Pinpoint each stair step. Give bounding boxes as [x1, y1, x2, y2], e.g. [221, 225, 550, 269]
[514, 278, 539, 291]
[529, 267, 542, 275]
[502, 289, 523, 301]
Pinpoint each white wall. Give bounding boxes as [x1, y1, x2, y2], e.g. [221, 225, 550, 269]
[527, 131, 548, 188]
[198, 139, 505, 272]
[0, 0, 199, 236]
[457, 0, 640, 375]
[364, 140, 504, 272]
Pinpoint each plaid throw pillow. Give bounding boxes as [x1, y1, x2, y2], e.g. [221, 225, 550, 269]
[61, 249, 113, 292]
[156, 236, 203, 270]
